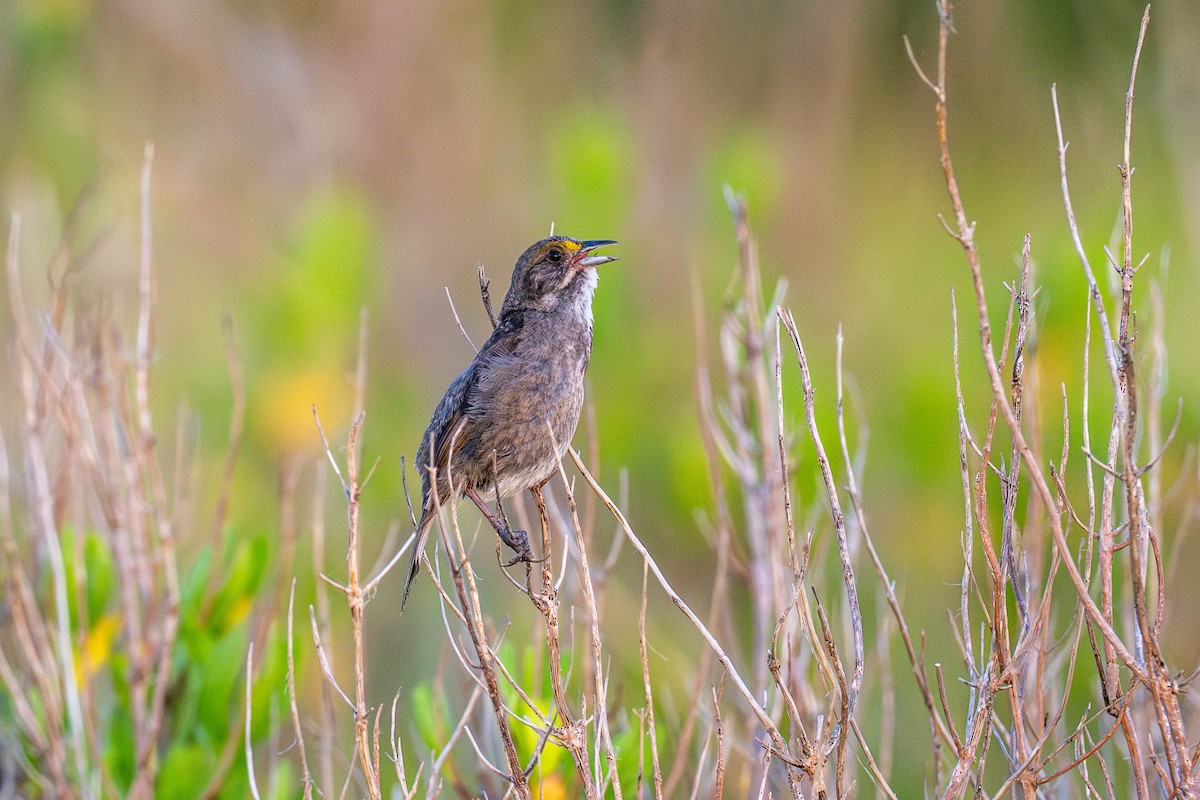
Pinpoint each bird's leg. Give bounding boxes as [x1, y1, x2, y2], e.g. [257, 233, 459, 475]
[491, 478, 514, 535]
[465, 487, 532, 566]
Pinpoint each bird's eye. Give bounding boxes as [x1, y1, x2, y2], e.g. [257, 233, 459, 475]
[546, 248, 563, 263]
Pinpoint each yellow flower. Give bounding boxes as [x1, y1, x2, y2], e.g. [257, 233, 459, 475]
[75, 614, 121, 686]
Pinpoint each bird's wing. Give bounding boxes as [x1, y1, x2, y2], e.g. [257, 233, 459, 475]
[415, 366, 470, 494]
[461, 314, 527, 417]
[401, 316, 523, 610]
[402, 367, 471, 611]
[417, 317, 523, 490]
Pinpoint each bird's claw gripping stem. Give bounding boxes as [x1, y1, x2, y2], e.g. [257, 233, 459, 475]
[498, 526, 534, 566]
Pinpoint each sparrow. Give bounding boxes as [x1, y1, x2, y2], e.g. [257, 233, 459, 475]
[401, 236, 618, 608]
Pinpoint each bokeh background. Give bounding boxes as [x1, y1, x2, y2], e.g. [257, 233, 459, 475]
[3, 0, 1199, 794]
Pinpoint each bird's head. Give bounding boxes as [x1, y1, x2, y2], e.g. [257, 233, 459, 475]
[501, 237, 618, 316]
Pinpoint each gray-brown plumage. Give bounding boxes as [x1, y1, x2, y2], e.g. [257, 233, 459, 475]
[401, 236, 618, 609]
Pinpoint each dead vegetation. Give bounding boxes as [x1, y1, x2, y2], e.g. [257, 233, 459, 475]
[2, 5, 1197, 799]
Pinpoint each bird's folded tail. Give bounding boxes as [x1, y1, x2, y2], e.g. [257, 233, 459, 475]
[399, 548, 420, 612]
[399, 513, 432, 612]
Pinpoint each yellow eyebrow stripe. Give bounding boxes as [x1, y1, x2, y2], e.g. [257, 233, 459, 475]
[559, 240, 581, 252]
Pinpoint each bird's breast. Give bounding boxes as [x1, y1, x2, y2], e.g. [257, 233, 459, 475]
[458, 312, 592, 494]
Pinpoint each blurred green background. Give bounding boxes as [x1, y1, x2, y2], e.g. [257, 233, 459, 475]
[3, 0, 1199, 794]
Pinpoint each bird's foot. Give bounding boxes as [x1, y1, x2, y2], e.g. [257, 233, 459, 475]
[497, 526, 534, 566]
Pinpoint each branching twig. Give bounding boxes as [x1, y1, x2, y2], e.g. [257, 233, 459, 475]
[567, 447, 805, 797]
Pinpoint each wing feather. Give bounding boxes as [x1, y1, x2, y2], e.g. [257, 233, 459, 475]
[402, 313, 526, 609]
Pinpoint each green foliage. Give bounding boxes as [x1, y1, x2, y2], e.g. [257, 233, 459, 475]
[156, 744, 213, 800]
[496, 643, 570, 794]
[5, 525, 285, 796]
[240, 184, 380, 457]
[410, 682, 440, 750]
[547, 107, 632, 235]
[268, 185, 378, 362]
[705, 125, 786, 222]
[102, 705, 136, 790]
[58, 528, 116, 630]
[172, 531, 285, 748]
[205, 532, 270, 636]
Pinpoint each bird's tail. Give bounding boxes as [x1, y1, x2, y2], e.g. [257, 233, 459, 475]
[399, 513, 432, 612]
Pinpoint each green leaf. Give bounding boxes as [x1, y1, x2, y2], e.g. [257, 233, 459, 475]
[248, 622, 288, 741]
[155, 743, 214, 800]
[173, 661, 204, 748]
[208, 532, 269, 634]
[57, 526, 80, 629]
[178, 545, 214, 647]
[103, 705, 136, 792]
[198, 625, 250, 742]
[410, 683, 438, 749]
[108, 651, 132, 708]
[83, 530, 115, 623]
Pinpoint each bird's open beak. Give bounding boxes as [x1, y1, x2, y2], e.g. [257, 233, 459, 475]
[575, 240, 619, 268]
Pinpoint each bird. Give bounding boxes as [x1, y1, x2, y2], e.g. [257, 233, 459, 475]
[401, 236, 618, 609]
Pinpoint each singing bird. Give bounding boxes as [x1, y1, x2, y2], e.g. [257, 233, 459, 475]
[401, 237, 618, 608]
